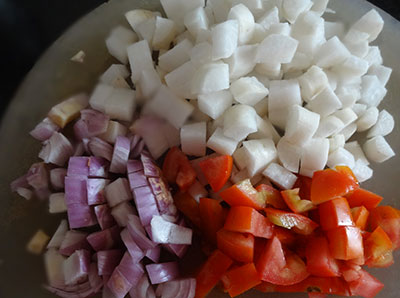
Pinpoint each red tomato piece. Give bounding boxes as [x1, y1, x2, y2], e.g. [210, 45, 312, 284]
[351, 206, 369, 230]
[217, 229, 254, 263]
[326, 226, 364, 260]
[256, 184, 287, 209]
[256, 236, 309, 286]
[221, 263, 261, 297]
[305, 236, 340, 277]
[294, 175, 313, 202]
[347, 269, 384, 298]
[224, 206, 274, 239]
[173, 192, 202, 227]
[346, 188, 383, 210]
[364, 226, 394, 268]
[163, 147, 196, 191]
[335, 165, 358, 184]
[308, 293, 327, 298]
[281, 188, 315, 213]
[195, 250, 233, 298]
[340, 262, 362, 282]
[369, 205, 400, 249]
[265, 208, 319, 235]
[311, 168, 359, 205]
[199, 198, 226, 244]
[199, 155, 233, 192]
[220, 179, 266, 210]
[318, 197, 354, 231]
[273, 226, 297, 246]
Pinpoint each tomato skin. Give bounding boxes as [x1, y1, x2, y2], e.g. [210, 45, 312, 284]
[265, 208, 319, 235]
[281, 188, 315, 213]
[199, 198, 226, 244]
[318, 197, 354, 231]
[220, 179, 266, 210]
[217, 229, 254, 263]
[346, 188, 383, 210]
[173, 192, 202, 227]
[347, 269, 384, 298]
[256, 184, 287, 209]
[273, 226, 297, 246]
[351, 206, 369, 230]
[364, 226, 394, 268]
[163, 147, 196, 191]
[294, 175, 313, 201]
[221, 263, 261, 297]
[326, 226, 364, 260]
[199, 155, 233, 192]
[369, 205, 400, 249]
[305, 236, 340, 277]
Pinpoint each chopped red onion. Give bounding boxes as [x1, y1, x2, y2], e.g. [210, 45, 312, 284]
[129, 275, 155, 298]
[59, 230, 91, 256]
[74, 119, 88, 141]
[26, 162, 49, 190]
[132, 186, 160, 226]
[148, 177, 177, 217]
[146, 262, 179, 284]
[44, 248, 67, 288]
[110, 136, 131, 173]
[94, 204, 116, 230]
[39, 132, 74, 166]
[73, 142, 86, 157]
[89, 156, 109, 178]
[105, 178, 132, 207]
[16, 187, 33, 200]
[88, 263, 104, 294]
[35, 187, 52, 200]
[163, 218, 190, 258]
[87, 178, 109, 205]
[50, 168, 67, 190]
[140, 152, 160, 177]
[67, 156, 89, 177]
[82, 138, 91, 154]
[89, 137, 113, 161]
[74, 109, 110, 140]
[44, 282, 95, 298]
[67, 203, 97, 229]
[150, 216, 192, 245]
[63, 249, 90, 285]
[128, 171, 148, 190]
[131, 139, 145, 159]
[120, 228, 144, 262]
[47, 219, 69, 249]
[97, 249, 124, 276]
[157, 278, 195, 298]
[30, 117, 60, 141]
[87, 226, 121, 251]
[10, 173, 29, 192]
[126, 215, 156, 250]
[100, 120, 128, 144]
[129, 134, 141, 152]
[144, 246, 161, 263]
[111, 201, 137, 227]
[127, 159, 143, 174]
[65, 177, 87, 206]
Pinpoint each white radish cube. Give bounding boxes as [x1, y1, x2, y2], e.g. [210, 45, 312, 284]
[335, 84, 361, 108]
[147, 85, 194, 128]
[291, 10, 325, 46]
[233, 146, 247, 170]
[160, 0, 205, 32]
[359, 75, 387, 107]
[277, 137, 302, 173]
[328, 134, 345, 153]
[230, 77, 269, 106]
[352, 160, 373, 183]
[339, 123, 357, 141]
[315, 116, 345, 138]
[190, 102, 211, 124]
[207, 127, 239, 155]
[267, 23, 291, 36]
[89, 84, 114, 113]
[249, 24, 266, 44]
[311, 0, 329, 15]
[190, 42, 213, 66]
[324, 21, 345, 40]
[248, 115, 281, 144]
[207, 114, 224, 137]
[136, 18, 156, 47]
[165, 61, 197, 100]
[325, 70, 339, 92]
[125, 9, 156, 32]
[163, 122, 181, 148]
[174, 30, 194, 44]
[191, 62, 230, 94]
[327, 148, 355, 169]
[300, 138, 329, 177]
[331, 56, 369, 79]
[152, 16, 176, 50]
[254, 98, 268, 117]
[49, 193, 67, 214]
[127, 40, 154, 83]
[232, 0, 263, 16]
[282, 0, 312, 23]
[363, 136, 395, 163]
[242, 139, 278, 176]
[356, 107, 379, 132]
[228, 4, 255, 45]
[211, 20, 239, 60]
[367, 110, 394, 138]
[351, 9, 384, 42]
[137, 67, 162, 101]
[198, 90, 233, 119]
[263, 162, 298, 189]
[298, 65, 329, 102]
[282, 52, 312, 74]
[306, 87, 342, 117]
[284, 105, 320, 146]
[208, 0, 231, 23]
[255, 34, 298, 64]
[352, 103, 368, 117]
[184, 7, 209, 38]
[158, 39, 193, 72]
[344, 141, 369, 166]
[334, 108, 358, 127]
[105, 88, 136, 122]
[223, 104, 258, 141]
[368, 64, 392, 86]
[100, 64, 130, 85]
[181, 122, 207, 156]
[100, 120, 128, 144]
[342, 29, 369, 58]
[225, 45, 257, 79]
[204, 5, 215, 25]
[255, 62, 282, 79]
[196, 28, 212, 44]
[188, 180, 208, 203]
[105, 26, 138, 64]
[231, 167, 257, 185]
[364, 46, 383, 66]
[257, 7, 279, 30]
[314, 37, 351, 68]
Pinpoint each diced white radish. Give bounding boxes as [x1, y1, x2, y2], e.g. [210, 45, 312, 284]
[277, 137, 302, 173]
[204, 5, 215, 26]
[350, 9, 384, 42]
[125, 9, 156, 32]
[223, 104, 257, 141]
[328, 134, 345, 153]
[364, 46, 383, 66]
[184, 7, 209, 38]
[137, 67, 162, 101]
[105, 26, 138, 64]
[255, 62, 282, 79]
[359, 75, 387, 107]
[282, 52, 312, 74]
[207, 114, 224, 137]
[352, 160, 373, 183]
[331, 56, 369, 79]
[339, 123, 357, 141]
[254, 98, 268, 117]
[315, 116, 345, 138]
[324, 69, 338, 91]
[158, 39, 193, 72]
[160, 0, 205, 32]
[257, 7, 279, 30]
[105, 88, 136, 122]
[251, 25, 268, 44]
[207, 127, 239, 155]
[191, 62, 230, 94]
[188, 180, 208, 203]
[242, 139, 277, 176]
[314, 37, 351, 68]
[136, 18, 156, 47]
[306, 87, 342, 117]
[211, 20, 239, 60]
[311, 0, 329, 16]
[196, 28, 212, 43]
[282, 0, 312, 23]
[181, 122, 207, 156]
[291, 11, 325, 54]
[198, 90, 233, 119]
[324, 21, 345, 40]
[263, 162, 298, 189]
[250, 72, 270, 88]
[165, 61, 197, 100]
[367, 110, 394, 138]
[335, 83, 361, 108]
[344, 141, 369, 166]
[100, 64, 130, 85]
[334, 108, 358, 127]
[100, 120, 128, 144]
[298, 65, 329, 102]
[89, 84, 114, 113]
[342, 29, 369, 58]
[174, 30, 195, 44]
[231, 167, 255, 184]
[230, 77, 269, 106]
[255, 34, 298, 64]
[300, 138, 329, 177]
[189, 99, 212, 122]
[49, 193, 67, 214]
[363, 136, 395, 163]
[232, 0, 263, 16]
[147, 85, 194, 128]
[352, 103, 368, 117]
[233, 146, 247, 170]
[208, 0, 231, 23]
[228, 4, 255, 45]
[127, 40, 154, 83]
[327, 147, 355, 169]
[190, 42, 212, 67]
[356, 106, 379, 132]
[267, 23, 291, 36]
[248, 115, 281, 144]
[367, 64, 392, 86]
[284, 105, 320, 146]
[152, 16, 176, 50]
[225, 45, 257, 79]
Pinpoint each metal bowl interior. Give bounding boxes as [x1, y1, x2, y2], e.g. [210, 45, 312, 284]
[0, 0, 399, 297]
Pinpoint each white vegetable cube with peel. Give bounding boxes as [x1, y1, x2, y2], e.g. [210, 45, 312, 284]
[314, 37, 351, 68]
[364, 46, 383, 67]
[160, 0, 205, 32]
[127, 40, 154, 83]
[184, 6, 209, 37]
[306, 87, 342, 117]
[228, 4, 255, 45]
[233, 146, 247, 170]
[242, 139, 277, 176]
[277, 137, 303, 173]
[356, 107, 379, 132]
[255, 34, 299, 64]
[152, 16, 177, 50]
[282, 51, 312, 74]
[195, 28, 211, 44]
[352, 160, 373, 183]
[136, 18, 156, 47]
[282, 0, 312, 23]
[105, 26, 138, 64]
[328, 134, 345, 153]
[367, 64, 392, 87]
[359, 75, 387, 107]
[248, 115, 281, 144]
[138, 67, 162, 100]
[207, 127, 239, 155]
[344, 141, 370, 166]
[230, 77, 269, 106]
[49, 193, 67, 214]
[105, 88, 136, 122]
[223, 104, 258, 141]
[89, 84, 114, 113]
[334, 108, 358, 127]
[181, 122, 207, 157]
[158, 39, 193, 72]
[350, 9, 384, 42]
[331, 56, 369, 80]
[343, 30, 369, 59]
[340, 123, 358, 141]
[100, 64, 130, 85]
[300, 138, 329, 177]
[225, 45, 257, 79]
[198, 90, 233, 120]
[367, 110, 394, 138]
[315, 116, 345, 138]
[263, 162, 298, 190]
[363, 136, 395, 163]
[335, 84, 361, 108]
[191, 62, 230, 95]
[327, 147, 355, 169]
[232, 0, 263, 16]
[211, 20, 239, 60]
[255, 62, 282, 79]
[165, 61, 197, 100]
[324, 21, 345, 40]
[125, 9, 156, 32]
[190, 42, 213, 67]
[284, 105, 320, 146]
[257, 7, 279, 30]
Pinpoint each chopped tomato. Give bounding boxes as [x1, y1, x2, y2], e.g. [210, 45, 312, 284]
[340, 262, 362, 282]
[347, 269, 384, 298]
[351, 206, 369, 230]
[273, 226, 297, 246]
[256, 184, 287, 209]
[265, 208, 319, 235]
[281, 188, 315, 213]
[364, 226, 394, 268]
[199, 198, 226, 244]
[294, 175, 313, 202]
[256, 236, 309, 286]
[199, 155, 233, 192]
[346, 188, 383, 210]
[163, 147, 196, 191]
[308, 293, 327, 298]
[217, 229, 254, 263]
[220, 179, 266, 210]
[221, 263, 261, 297]
[311, 168, 359, 205]
[369, 205, 400, 249]
[318, 197, 354, 231]
[305, 236, 340, 277]
[195, 249, 233, 298]
[326, 226, 364, 260]
[173, 192, 202, 227]
[335, 165, 358, 184]
[224, 206, 273, 239]
[255, 281, 276, 293]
